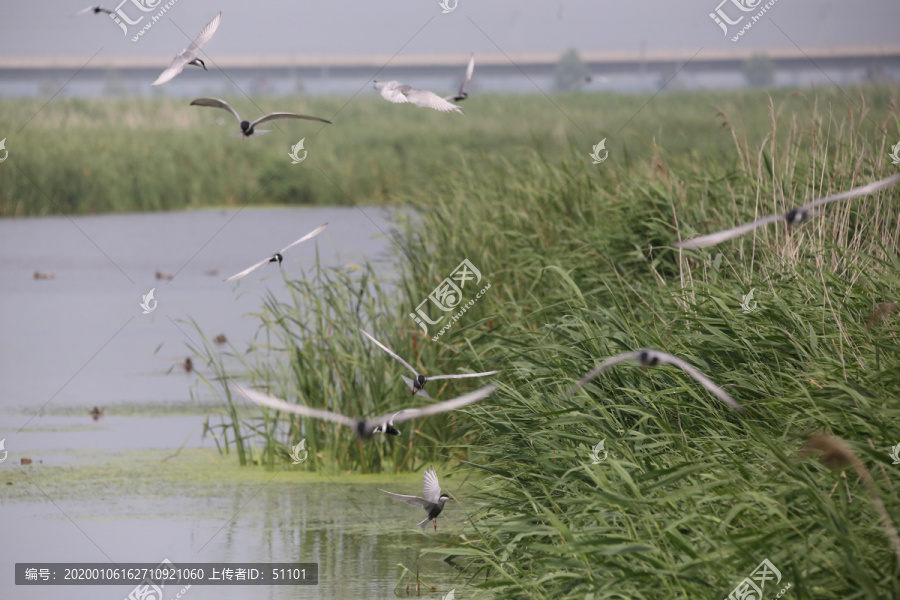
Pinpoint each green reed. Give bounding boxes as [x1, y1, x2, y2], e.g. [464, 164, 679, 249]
[395, 91, 900, 598]
[166, 85, 900, 597]
[3, 87, 897, 216]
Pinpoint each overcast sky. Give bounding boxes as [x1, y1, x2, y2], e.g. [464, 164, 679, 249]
[0, 0, 898, 63]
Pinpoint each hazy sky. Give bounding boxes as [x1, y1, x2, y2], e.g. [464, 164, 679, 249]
[0, 0, 898, 63]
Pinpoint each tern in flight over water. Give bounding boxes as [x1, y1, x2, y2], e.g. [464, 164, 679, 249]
[374, 81, 463, 114]
[76, 5, 114, 16]
[359, 329, 499, 398]
[675, 174, 900, 249]
[381, 466, 453, 531]
[444, 54, 475, 102]
[224, 223, 327, 282]
[151, 12, 221, 86]
[568, 348, 745, 413]
[230, 383, 498, 441]
[191, 98, 332, 137]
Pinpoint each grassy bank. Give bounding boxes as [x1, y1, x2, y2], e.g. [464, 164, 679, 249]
[1, 87, 896, 215]
[127, 86, 900, 597]
[406, 94, 900, 597]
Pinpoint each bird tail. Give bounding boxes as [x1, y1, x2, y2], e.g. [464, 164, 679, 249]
[417, 516, 430, 531]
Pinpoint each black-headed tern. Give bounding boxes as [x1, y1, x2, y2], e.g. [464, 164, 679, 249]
[380, 466, 453, 531]
[151, 12, 221, 86]
[444, 54, 475, 102]
[568, 348, 745, 412]
[230, 382, 497, 441]
[190, 98, 332, 138]
[374, 81, 463, 114]
[359, 329, 499, 399]
[675, 174, 900, 249]
[76, 5, 114, 16]
[224, 223, 327, 282]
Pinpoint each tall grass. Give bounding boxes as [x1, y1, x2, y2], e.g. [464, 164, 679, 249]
[391, 92, 899, 598]
[169, 86, 900, 597]
[187, 256, 500, 473]
[2, 87, 897, 216]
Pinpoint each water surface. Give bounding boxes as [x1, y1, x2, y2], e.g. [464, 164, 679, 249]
[0, 207, 468, 600]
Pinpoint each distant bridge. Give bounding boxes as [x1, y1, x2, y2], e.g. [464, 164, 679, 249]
[1, 45, 898, 86]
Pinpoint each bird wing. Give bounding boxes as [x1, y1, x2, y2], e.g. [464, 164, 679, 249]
[673, 213, 784, 249]
[400, 375, 431, 399]
[231, 130, 270, 138]
[804, 173, 900, 210]
[566, 351, 639, 396]
[404, 88, 464, 114]
[230, 383, 358, 427]
[184, 11, 221, 58]
[152, 14, 220, 87]
[379, 489, 435, 510]
[428, 369, 501, 381]
[423, 466, 441, 503]
[190, 98, 242, 124]
[152, 58, 188, 86]
[279, 223, 328, 254]
[249, 112, 332, 128]
[359, 329, 418, 376]
[460, 53, 475, 94]
[223, 256, 273, 282]
[369, 384, 497, 426]
[375, 81, 410, 104]
[654, 351, 745, 412]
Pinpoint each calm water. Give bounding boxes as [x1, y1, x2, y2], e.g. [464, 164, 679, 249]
[0, 208, 466, 599]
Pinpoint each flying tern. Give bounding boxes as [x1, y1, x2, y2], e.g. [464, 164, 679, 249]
[151, 12, 221, 86]
[223, 223, 327, 282]
[76, 5, 114, 16]
[359, 329, 499, 398]
[190, 98, 332, 137]
[374, 81, 463, 114]
[567, 348, 745, 412]
[675, 174, 900, 249]
[380, 466, 453, 531]
[444, 54, 475, 102]
[230, 382, 498, 440]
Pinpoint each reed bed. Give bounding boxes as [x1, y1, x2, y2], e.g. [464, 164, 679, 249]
[398, 91, 900, 598]
[3, 87, 895, 215]
[187, 258, 501, 473]
[67, 86, 900, 597]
